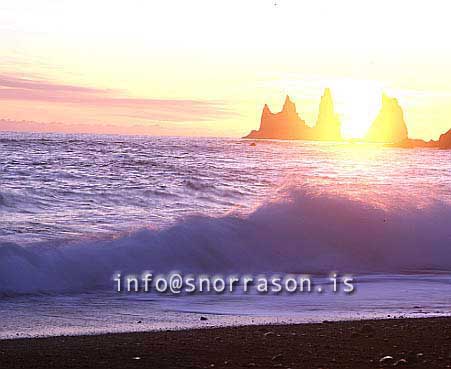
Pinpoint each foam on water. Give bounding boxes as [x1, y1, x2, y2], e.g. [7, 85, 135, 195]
[1, 132, 450, 337]
[1, 273, 450, 339]
[0, 187, 450, 296]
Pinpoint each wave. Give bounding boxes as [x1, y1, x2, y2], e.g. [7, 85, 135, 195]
[0, 187, 450, 296]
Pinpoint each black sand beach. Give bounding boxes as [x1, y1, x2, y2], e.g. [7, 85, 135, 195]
[1, 317, 450, 369]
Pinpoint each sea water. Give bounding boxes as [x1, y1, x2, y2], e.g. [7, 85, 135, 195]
[0, 132, 450, 338]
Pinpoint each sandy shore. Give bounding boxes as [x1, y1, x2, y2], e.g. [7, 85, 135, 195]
[0, 317, 450, 369]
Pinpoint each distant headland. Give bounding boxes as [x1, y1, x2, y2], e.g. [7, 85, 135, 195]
[244, 89, 451, 149]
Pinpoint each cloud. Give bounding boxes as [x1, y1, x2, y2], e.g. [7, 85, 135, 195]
[0, 118, 221, 137]
[0, 74, 104, 93]
[0, 74, 235, 122]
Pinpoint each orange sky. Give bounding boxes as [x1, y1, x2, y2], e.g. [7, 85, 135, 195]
[1, 0, 451, 139]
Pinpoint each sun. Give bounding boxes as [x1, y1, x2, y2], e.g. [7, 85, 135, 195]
[331, 79, 383, 139]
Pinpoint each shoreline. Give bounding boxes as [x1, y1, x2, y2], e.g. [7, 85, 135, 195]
[1, 317, 450, 369]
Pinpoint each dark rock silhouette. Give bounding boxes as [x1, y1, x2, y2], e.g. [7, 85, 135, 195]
[244, 89, 451, 148]
[365, 94, 408, 143]
[390, 129, 451, 149]
[391, 138, 437, 149]
[244, 89, 342, 141]
[244, 96, 314, 140]
[438, 129, 451, 149]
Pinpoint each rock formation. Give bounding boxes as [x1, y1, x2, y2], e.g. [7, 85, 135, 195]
[244, 89, 451, 148]
[314, 88, 342, 141]
[387, 128, 451, 149]
[438, 129, 451, 149]
[244, 89, 342, 141]
[390, 138, 437, 149]
[365, 94, 408, 144]
[244, 95, 314, 140]
[374, 96, 451, 149]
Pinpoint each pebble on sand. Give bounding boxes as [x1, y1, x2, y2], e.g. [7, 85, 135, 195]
[379, 355, 394, 365]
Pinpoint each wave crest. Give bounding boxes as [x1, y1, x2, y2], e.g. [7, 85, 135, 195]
[1, 187, 450, 296]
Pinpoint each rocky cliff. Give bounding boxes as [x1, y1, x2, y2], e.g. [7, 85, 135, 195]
[438, 129, 451, 149]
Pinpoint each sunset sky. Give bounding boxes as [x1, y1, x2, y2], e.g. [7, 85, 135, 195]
[1, 0, 450, 139]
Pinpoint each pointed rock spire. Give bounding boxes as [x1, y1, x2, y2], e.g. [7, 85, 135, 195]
[262, 103, 272, 116]
[243, 95, 311, 139]
[314, 88, 342, 141]
[259, 103, 273, 132]
[365, 93, 408, 143]
[282, 95, 296, 114]
[243, 90, 343, 141]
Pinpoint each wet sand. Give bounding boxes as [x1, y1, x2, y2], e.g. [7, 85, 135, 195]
[1, 317, 450, 369]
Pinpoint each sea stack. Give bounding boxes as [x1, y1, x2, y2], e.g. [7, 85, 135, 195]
[365, 94, 408, 143]
[314, 88, 342, 141]
[244, 95, 313, 140]
[243, 90, 342, 141]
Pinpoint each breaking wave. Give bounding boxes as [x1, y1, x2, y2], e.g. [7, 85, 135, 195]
[0, 187, 450, 296]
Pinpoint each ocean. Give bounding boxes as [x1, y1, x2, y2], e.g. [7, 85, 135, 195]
[0, 132, 450, 339]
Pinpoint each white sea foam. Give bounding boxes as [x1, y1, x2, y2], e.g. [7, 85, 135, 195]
[1, 187, 450, 296]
